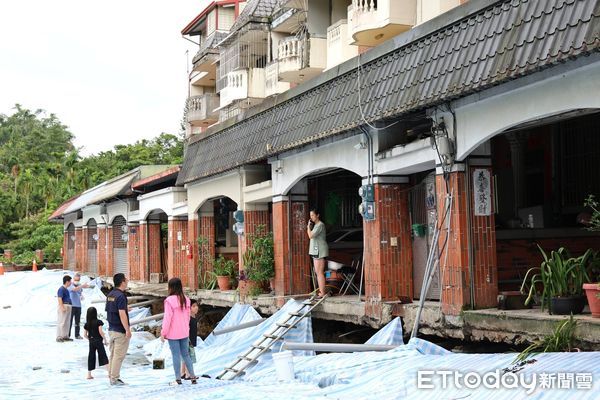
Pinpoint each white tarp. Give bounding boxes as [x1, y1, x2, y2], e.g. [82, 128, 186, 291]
[1, 270, 598, 399]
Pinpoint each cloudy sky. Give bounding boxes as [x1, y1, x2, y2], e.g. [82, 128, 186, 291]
[0, 0, 210, 155]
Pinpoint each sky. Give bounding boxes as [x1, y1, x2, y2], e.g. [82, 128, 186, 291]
[0, 0, 211, 155]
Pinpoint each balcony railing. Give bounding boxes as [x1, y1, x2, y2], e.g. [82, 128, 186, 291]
[265, 62, 290, 97]
[278, 36, 308, 72]
[219, 68, 266, 108]
[326, 20, 359, 70]
[348, 0, 416, 46]
[185, 94, 220, 125]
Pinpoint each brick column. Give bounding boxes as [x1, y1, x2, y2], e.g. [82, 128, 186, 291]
[187, 217, 199, 289]
[63, 231, 68, 269]
[127, 223, 141, 281]
[167, 218, 191, 287]
[198, 211, 216, 283]
[238, 205, 271, 270]
[139, 221, 162, 282]
[436, 164, 498, 315]
[106, 226, 114, 277]
[81, 226, 89, 273]
[97, 224, 107, 277]
[273, 196, 311, 297]
[363, 177, 413, 317]
[75, 227, 84, 271]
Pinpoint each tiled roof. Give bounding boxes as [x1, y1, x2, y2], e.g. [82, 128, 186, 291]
[48, 195, 80, 222]
[192, 31, 228, 64]
[229, 0, 283, 33]
[178, 0, 600, 185]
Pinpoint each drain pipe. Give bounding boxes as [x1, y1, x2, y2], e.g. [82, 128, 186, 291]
[465, 158, 475, 309]
[287, 195, 293, 294]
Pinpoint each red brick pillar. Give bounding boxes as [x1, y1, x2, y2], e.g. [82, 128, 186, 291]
[436, 164, 498, 315]
[167, 218, 190, 287]
[138, 221, 162, 282]
[81, 226, 89, 273]
[127, 223, 140, 281]
[198, 211, 216, 284]
[363, 178, 413, 317]
[97, 224, 107, 276]
[106, 226, 114, 277]
[273, 196, 311, 297]
[75, 227, 84, 271]
[187, 217, 199, 289]
[238, 205, 271, 270]
[63, 232, 68, 269]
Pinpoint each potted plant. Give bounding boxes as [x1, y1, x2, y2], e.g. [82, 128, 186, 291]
[582, 195, 600, 317]
[521, 246, 590, 315]
[241, 225, 275, 296]
[582, 249, 600, 317]
[213, 255, 236, 291]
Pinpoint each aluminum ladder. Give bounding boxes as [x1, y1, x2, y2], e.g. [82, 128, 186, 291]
[215, 293, 329, 380]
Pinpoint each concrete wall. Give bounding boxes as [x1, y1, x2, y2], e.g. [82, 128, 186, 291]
[308, 0, 330, 36]
[447, 58, 600, 161]
[187, 171, 242, 217]
[106, 201, 129, 224]
[138, 187, 188, 220]
[271, 134, 369, 195]
[416, 0, 461, 25]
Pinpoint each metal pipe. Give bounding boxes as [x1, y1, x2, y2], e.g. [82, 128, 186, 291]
[130, 313, 164, 326]
[281, 342, 397, 352]
[129, 299, 161, 308]
[212, 318, 266, 336]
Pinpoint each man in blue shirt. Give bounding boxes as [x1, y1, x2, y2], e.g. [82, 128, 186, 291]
[105, 273, 131, 386]
[56, 275, 73, 342]
[68, 273, 89, 339]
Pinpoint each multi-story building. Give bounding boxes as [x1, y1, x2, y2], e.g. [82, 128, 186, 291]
[54, 0, 600, 338]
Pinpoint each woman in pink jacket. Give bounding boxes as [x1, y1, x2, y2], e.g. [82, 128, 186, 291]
[161, 277, 198, 385]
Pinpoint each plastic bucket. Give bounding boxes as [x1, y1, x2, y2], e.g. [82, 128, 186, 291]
[272, 351, 295, 381]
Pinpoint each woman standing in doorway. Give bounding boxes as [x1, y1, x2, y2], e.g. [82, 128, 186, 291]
[307, 209, 329, 297]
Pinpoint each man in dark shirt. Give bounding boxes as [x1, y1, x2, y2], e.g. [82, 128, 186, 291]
[56, 275, 73, 342]
[105, 273, 131, 386]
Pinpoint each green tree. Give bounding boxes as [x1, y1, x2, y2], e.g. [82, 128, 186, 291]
[0, 105, 183, 262]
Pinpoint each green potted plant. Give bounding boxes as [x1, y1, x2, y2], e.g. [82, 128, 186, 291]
[520, 246, 590, 315]
[241, 225, 275, 296]
[582, 195, 600, 317]
[197, 236, 216, 290]
[213, 255, 236, 291]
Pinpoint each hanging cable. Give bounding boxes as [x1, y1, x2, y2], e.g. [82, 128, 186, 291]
[356, 55, 401, 131]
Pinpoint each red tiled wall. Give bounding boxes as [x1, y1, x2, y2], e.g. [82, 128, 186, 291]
[81, 227, 89, 273]
[75, 228, 84, 271]
[128, 223, 141, 281]
[273, 200, 311, 297]
[63, 232, 68, 269]
[97, 226, 107, 276]
[168, 219, 192, 288]
[363, 183, 413, 317]
[497, 236, 600, 290]
[148, 223, 162, 275]
[187, 218, 199, 289]
[239, 209, 271, 270]
[198, 216, 216, 276]
[436, 168, 498, 316]
[106, 226, 114, 277]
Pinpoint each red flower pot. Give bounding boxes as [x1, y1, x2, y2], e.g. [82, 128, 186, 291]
[583, 283, 600, 317]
